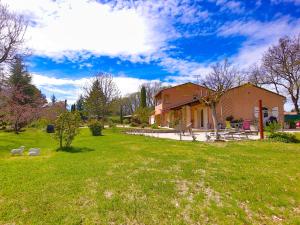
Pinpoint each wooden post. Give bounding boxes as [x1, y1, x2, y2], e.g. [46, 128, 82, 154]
[259, 100, 264, 140]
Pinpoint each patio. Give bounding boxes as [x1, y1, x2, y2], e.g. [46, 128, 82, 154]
[126, 129, 260, 142]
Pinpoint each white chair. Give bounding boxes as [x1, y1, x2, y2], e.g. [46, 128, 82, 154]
[28, 148, 40, 156]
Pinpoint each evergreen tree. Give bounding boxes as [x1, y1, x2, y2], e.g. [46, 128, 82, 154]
[8, 56, 36, 101]
[76, 95, 84, 111]
[140, 86, 147, 108]
[84, 79, 105, 120]
[71, 104, 76, 112]
[51, 94, 57, 104]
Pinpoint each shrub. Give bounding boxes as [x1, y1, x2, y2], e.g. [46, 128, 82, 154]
[55, 112, 81, 149]
[88, 120, 103, 136]
[268, 132, 298, 143]
[46, 124, 55, 133]
[123, 119, 129, 124]
[140, 123, 148, 128]
[108, 119, 116, 128]
[135, 107, 151, 124]
[29, 119, 49, 129]
[151, 123, 159, 129]
[287, 120, 296, 129]
[110, 116, 121, 124]
[265, 121, 281, 134]
[130, 121, 138, 127]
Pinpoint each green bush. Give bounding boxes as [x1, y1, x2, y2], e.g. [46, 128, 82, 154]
[265, 122, 281, 134]
[287, 120, 296, 129]
[110, 116, 121, 124]
[268, 132, 298, 143]
[135, 107, 151, 124]
[88, 120, 103, 136]
[28, 119, 49, 129]
[108, 119, 116, 128]
[151, 123, 159, 129]
[140, 123, 148, 128]
[130, 122, 138, 127]
[123, 119, 129, 124]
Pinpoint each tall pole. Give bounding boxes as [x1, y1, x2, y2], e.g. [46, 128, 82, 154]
[259, 99, 264, 140]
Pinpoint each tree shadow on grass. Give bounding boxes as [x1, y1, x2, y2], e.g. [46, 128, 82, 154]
[56, 147, 95, 153]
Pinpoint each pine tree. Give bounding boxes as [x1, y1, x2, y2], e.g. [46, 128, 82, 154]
[84, 79, 105, 120]
[71, 104, 76, 112]
[51, 94, 57, 104]
[140, 86, 147, 108]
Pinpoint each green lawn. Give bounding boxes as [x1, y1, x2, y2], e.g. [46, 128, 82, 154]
[0, 128, 299, 224]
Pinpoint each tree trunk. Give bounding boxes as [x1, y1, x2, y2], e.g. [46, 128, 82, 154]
[210, 102, 219, 140]
[293, 100, 299, 114]
[291, 95, 300, 114]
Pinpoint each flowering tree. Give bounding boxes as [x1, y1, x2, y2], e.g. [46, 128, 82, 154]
[2, 87, 44, 133]
[0, 57, 46, 133]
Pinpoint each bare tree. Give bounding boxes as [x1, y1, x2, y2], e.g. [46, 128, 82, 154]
[121, 92, 140, 115]
[262, 35, 300, 113]
[84, 73, 120, 119]
[140, 82, 163, 108]
[201, 59, 238, 139]
[0, 2, 27, 64]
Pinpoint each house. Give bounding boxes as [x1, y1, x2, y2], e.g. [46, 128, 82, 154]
[153, 82, 286, 129]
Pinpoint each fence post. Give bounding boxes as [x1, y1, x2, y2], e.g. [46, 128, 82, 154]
[259, 100, 264, 140]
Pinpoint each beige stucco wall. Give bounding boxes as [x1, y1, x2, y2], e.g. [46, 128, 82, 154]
[217, 85, 285, 123]
[155, 83, 210, 126]
[154, 83, 285, 128]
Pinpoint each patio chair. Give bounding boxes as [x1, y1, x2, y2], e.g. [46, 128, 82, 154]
[242, 120, 251, 131]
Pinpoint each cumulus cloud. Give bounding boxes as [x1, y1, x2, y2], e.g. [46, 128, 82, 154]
[32, 73, 160, 103]
[218, 17, 300, 67]
[3, 0, 209, 62]
[3, 0, 167, 60]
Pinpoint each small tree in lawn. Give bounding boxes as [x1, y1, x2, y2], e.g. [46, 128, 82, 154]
[201, 60, 238, 140]
[55, 111, 81, 149]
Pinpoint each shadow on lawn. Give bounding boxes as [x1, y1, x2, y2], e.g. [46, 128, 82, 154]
[56, 147, 95, 153]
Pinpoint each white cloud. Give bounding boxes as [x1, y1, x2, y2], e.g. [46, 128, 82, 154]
[3, 0, 167, 60]
[3, 0, 211, 63]
[32, 73, 160, 104]
[271, 0, 300, 5]
[218, 17, 300, 67]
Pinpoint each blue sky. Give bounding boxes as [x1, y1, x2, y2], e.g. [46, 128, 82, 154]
[4, 0, 300, 107]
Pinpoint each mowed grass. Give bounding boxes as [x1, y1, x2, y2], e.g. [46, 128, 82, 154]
[0, 128, 299, 224]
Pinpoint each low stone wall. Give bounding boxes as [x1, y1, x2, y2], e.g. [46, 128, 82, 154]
[124, 128, 179, 134]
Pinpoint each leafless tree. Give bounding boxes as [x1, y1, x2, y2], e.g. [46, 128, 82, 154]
[201, 59, 238, 139]
[139, 82, 163, 108]
[247, 64, 264, 87]
[121, 92, 140, 115]
[262, 35, 300, 113]
[0, 2, 27, 64]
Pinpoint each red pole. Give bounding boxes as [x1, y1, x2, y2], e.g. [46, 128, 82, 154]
[259, 100, 264, 139]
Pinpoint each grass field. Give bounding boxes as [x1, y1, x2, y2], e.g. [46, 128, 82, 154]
[0, 128, 299, 224]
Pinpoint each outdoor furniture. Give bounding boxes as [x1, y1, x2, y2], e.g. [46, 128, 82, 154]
[28, 148, 40, 156]
[11, 146, 25, 156]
